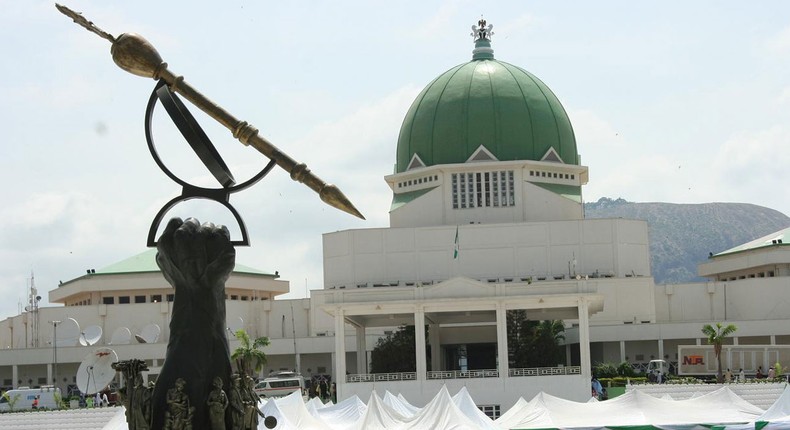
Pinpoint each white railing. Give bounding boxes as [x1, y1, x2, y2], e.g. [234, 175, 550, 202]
[427, 369, 499, 379]
[346, 372, 416, 383]
[509, 366, 581, 377]
[346, 366, 581, 383]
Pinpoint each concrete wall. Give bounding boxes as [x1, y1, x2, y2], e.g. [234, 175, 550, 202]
[654, 277, 790, 323]
[323, 218, 651, 290]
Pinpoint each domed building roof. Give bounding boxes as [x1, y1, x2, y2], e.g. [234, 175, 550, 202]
[395, 23, 577, 173]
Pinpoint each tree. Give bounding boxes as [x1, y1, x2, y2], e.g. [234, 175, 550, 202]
[702, 322, 737, 383]
[231, 329, 270, 377]
[370, 325, 416, 373]
[532, 320, 566, 367]
[507, 312, 566, 368]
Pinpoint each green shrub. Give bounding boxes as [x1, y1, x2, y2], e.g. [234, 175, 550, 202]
[593, 362, 619, 378]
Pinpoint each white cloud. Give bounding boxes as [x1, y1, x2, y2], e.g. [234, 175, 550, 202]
[766, 25, 790, 53]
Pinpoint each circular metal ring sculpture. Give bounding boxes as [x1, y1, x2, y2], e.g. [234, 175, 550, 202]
[144, 80, 276, 246]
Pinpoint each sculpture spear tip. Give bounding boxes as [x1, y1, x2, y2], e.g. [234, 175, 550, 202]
[55, 3, 116, 43]
[320, 185, 365, 220]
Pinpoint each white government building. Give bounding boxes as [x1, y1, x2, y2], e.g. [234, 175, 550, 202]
[2, 24, 789, 414]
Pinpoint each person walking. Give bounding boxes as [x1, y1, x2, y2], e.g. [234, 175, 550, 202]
[739, 368, 745, 382]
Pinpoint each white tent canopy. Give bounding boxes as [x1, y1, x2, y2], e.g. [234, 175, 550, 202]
[92, 384, 790, 430]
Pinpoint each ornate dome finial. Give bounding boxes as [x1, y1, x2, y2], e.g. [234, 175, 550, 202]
[471, 17, 494, 42]
[471, 18, 495, 60]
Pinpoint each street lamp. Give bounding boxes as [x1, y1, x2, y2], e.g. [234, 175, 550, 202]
[49, 320, 61, 388]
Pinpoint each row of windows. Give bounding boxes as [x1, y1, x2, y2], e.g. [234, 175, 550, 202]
[529, 170, 575, 180]
[70, 299, 92, 306]
[721, 271, 775, 281]
[102, 294, 169, 305]
[451, 171, 514, 209]
[397, 174, 439, 188]
[99, 294, 266, 305]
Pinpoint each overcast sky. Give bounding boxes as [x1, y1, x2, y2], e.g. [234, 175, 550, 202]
[1, 1, 789, 319]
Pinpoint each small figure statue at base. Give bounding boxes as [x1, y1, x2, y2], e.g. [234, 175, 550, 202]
[228, 375, 245, 430]
[241, 373, 264, 429]
[206, 377, 228, 430]
[164, 378, 194, 430]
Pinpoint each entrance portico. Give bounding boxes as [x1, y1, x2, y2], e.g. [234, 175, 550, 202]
[315, 276, 603, 406]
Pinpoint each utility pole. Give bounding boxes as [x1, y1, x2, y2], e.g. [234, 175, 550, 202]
[49, 320, 61, 388]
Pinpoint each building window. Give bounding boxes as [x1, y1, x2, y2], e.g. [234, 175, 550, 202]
[451, 170, 515, 209]
[151, 295, 162, 303]
[167, 294, 175, 302]
[119, 296, 130, 304]
[230, 295, 238, 300]
[478, 405, 501, 419]
[103, 297, 114, 305]
[135, 295, 146, 303]
[241, 296, 248, 301]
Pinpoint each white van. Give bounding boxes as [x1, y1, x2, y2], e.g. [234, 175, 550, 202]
[253, 372, 304, 398]
[0, 386, 62, 411]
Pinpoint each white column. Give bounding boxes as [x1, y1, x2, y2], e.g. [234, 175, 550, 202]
[578, 298, 591, 379]
[356, 326, 366, 374]
[334, 309, 346, 387]
[429, 323, 441, 372]
[620, 341, 626, 363]
[12, 365, 18, 389]
[295, 353, 302, 374]
[415, 307, 427, 380]
[47, 363, 52, 385]
[496, 304, 509, 377]
[771, 335, 776, 345]
[658, 339, 664, 361]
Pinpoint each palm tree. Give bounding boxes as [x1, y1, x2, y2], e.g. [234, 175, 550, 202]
[231, 329, 270, 377]
[702, 323, 737, 383]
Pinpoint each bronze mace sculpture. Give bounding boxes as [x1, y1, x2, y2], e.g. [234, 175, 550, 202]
[55, 3, 364, 221]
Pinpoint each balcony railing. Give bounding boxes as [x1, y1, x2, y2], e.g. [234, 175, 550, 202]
[427, 369, 499, 379]
[346, 366, 581, 383]
[346, 372, 416, 383]
[509, 366, 581, 377]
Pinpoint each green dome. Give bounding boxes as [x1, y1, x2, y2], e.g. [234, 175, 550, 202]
[396, 42, 577, 173]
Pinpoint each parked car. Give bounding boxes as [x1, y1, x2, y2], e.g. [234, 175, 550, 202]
[253, 372, 304, 398]
[0, 386, 62, 411]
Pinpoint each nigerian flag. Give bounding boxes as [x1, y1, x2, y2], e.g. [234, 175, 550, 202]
[453, 226, 459, 259]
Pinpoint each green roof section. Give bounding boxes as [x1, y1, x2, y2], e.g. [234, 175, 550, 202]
[713, 226, 790, 258]
[396, 46, 577, 173]
[96, 249, 276, 277]
[530, 183, 582, 203]
[390, 187, 436, 212]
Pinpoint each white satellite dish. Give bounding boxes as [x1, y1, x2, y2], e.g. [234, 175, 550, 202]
[109, 327, 132, 345]
[55, 317, 81, 347]
[76, 347, 118, 395]
[227, 316, 244, 337]
[79, 325, 103, 346]
[135, 323, 161, 344]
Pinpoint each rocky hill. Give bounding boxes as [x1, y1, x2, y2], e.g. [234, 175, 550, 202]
[584, 198, 790, 284]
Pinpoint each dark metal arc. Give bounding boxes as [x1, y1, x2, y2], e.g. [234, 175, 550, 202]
[144, 80, 277, 246]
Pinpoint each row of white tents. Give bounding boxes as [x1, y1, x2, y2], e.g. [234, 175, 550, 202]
[99, 383, 790, 429]
[259, 384, 790, 430]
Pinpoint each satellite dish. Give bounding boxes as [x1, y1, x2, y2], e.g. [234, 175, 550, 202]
[227, 317, 244, 337]
[79, 325, 103, 346]
[56, 317, 81, 347]
[76, 347, 118, 395]
[109, 327, 132, 345]
[135, 323, 161, 344]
